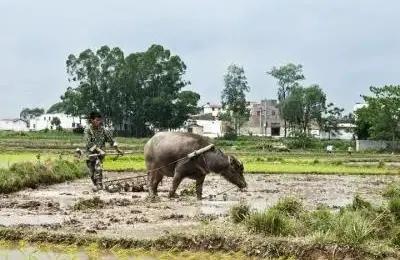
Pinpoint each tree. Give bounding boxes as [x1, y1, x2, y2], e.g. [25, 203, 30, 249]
[354, 106, 372, 140]
[61, 44, 198, 137]
[20, 107, 45, 121]
[63, 46, 125, 126]
[47, 102, 65, 114]
[357, 85, 400, 143]
[51, 117, 62, 130]
[221, 64, 250, 135]
[268, 63, 305, 137]
[321, 103, 344, 140]
[281, 85, 326, 133]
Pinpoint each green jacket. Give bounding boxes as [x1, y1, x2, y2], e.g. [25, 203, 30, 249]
[84, 125, 116, 152]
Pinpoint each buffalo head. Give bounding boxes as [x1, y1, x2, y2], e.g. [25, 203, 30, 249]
[220, 155, 247, 190]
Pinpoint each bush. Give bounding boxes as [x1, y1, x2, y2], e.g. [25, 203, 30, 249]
[272, 197, 304, 218]
[305, 208, 335, 233]
[333, 210, 375, 246]
[245, 208, 293, 236]
[230, 203, 251, 223]
[285, 131, 316, 149]
[222, 131, 237, 140]
[73, 126, 85, 134]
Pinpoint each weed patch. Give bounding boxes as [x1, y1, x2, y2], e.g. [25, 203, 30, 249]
[230, 203, 250, 223]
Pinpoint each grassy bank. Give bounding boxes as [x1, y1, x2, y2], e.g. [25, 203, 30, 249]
[0, 160, 86, 193]
[0, 218, 396, 259]
[228, 189, 400, 257]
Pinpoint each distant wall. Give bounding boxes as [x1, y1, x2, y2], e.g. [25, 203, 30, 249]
[356, 140, 400, 151]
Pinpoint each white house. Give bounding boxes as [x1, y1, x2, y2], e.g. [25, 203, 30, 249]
[29, 113, 86, 131]
[0, 119, 29, 131]
[312, 123, 356, 140]
[202, 103, 224, 118]
[196, 119, 223, 138]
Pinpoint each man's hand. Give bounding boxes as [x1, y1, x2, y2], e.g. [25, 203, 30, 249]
[96, 148, 106, 156]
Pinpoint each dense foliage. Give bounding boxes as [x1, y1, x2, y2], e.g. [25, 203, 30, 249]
[60, 44, 199, 137]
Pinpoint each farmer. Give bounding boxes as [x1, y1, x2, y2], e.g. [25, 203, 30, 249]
[84, 111, 123, 191]
[326, 145, 334, 154]
[347, 146, 353, 155]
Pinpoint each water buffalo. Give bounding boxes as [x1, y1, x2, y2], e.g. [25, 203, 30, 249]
[144, 132, 247, 199]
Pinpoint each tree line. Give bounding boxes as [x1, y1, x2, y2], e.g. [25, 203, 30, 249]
[19, 44, 399, 140]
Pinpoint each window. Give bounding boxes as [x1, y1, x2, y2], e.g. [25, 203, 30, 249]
[72, 123, 75, 128]
[272, 111, 276, 116]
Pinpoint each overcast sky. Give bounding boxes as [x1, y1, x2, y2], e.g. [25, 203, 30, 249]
[1, 0, 399, 118]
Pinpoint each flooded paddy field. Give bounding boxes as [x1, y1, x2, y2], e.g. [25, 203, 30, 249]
[0, 172, 398, 239]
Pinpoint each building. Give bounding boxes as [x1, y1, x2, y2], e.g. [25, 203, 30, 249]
[242, 99, 285, 137]
[29, 113, 86, 131]
[202, 103, 224, 118]
[0, 119, 29, 131]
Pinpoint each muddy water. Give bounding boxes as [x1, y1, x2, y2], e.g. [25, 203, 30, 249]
[0, 246, 242, 260]
[0, 172, 399, 239]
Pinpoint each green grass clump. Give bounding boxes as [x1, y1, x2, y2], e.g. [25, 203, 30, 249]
[383, 184, 400, 199]
[389, 197, 400, 221]
[333, 210, 375, 246]
[0, 160, 86, 193]
[350, 195, 372, 211]
[230, 203, 251, 223]
[305, 208, 335, 233]
[245, 209, 293, 236]
[271, 197, 304, 218]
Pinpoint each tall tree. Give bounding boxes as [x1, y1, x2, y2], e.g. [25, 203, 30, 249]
[321, 103, 344, 140]
[354, 106, 372, 140]
[357, 85, 400, 143]
[221, 64, 250, 135]
[63, 46, 125, 126]
[267, 63, 305, 137]
[281, 85, 326, 133]
[61, 44, 198, 137]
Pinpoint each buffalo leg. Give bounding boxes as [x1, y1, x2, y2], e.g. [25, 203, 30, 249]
[148, 171, 163, 197]
[169, 171, 184, 198]
[195, 176, 205, 200]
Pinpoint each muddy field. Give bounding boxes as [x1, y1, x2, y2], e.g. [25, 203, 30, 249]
[0, 172, 399, 239]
